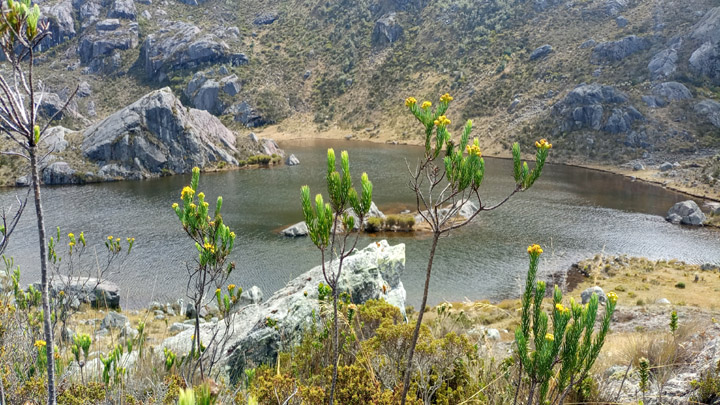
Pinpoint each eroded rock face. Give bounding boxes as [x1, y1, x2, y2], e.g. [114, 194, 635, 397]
[694, 99, 720, 128]
[651, 82, 693, 102]
[553, 83, 640, 133]
[591, 35, 651, 64]
[690, 7, 720, 45]
[42, 162, 80, 185]
[666, 200, 706, 226]
[689, 41, 720, 85]
[373, 13, 403, 45]
[142, 22, 248, 82]
[40, 0, 76, 50]
[82, 87, 238, 179]
[530, 44, 553, 61]
[160, 240, 407, 383]
[648, 49, 677, 80]
[78, 21, 139, 74]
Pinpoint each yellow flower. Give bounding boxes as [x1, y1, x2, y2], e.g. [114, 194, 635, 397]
[440, 93, 453, 103]
[527, 244, 543, 255]
[421, 101, 432, 109]
[68, 242, 75, 247]
[215, 288, 221, 294]
[198, 192, 205, 200]
[189, 203, 197, 211]
[607, 291, 618, 304]
[68, 233, 74, 239]
[348, 304, 357, 311]
[228, 284, 236, 291]
[433, 115, 451, 127]
[545, 333, 554, 342]
[405, 97, 417, 107]
[107, 236, 113, 240]
[555, 303, 564, 312]
[202, 202, 209, 208]
[203, 242, 215, 253]
[34, 340, 46, 348]
[466, 144, 482, 157]
[535, 138, 552, 150]
[230, 232, 236, 238]
[181, 186, 195, 200]
[59, 291, 65, 297]
[172, 203, 179, 210]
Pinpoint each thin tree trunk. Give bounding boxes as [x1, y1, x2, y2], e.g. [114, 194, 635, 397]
[30, 147, 56, 405]
[328, 288, 339, 405]
[401, 233, 440, 405]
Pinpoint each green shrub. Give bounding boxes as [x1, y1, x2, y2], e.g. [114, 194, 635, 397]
[675, 282, 686, 289]
[691, 360, 720, 404]
[365, 217, 383, 233]
[247, 154, 272, 165]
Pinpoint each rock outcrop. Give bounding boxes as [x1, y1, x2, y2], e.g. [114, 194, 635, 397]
[35, 275, 121, 309]
[373, 13, 403, 45]
[647, 48, 677, 80]
[666, 200, 706, 226]
[694, 99, 720, 128]
[690, 7, 720, 45]
[78, 21, 139, 74]
[591, 35, 650, 63]
[142, 22, 248, 82]
[553, 83, 642, 134]
[40, 0, 76, 50]
[42, 162, 80, 185]
[650, 82, 693, 102]
[529, 44, 553, 61]
[689, 41, 720, 85]
[82, 87, 239, 180]
[161, 240, 407, 382]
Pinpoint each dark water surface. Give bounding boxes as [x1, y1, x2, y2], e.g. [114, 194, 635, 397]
[2, 139, 719, 308]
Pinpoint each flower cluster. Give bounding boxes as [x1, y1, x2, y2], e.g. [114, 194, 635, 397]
[606, 291, 618, 304]
[405, 97, 417, 107]
[34, 340, 46, 349]
[555, 303, 571, 315]
[421, 101, 432, 109]
[466, 143, 482, 157]
[440, 93, 453, 103]
[181, 186, 195, 200]
[527, 244, 543, 256]
[544, 333, 554, 342]
[434, 115, 451, 127]
[535, 139, 552, 150]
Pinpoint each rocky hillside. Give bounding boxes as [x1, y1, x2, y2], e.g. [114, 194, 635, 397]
[10, 0, 720, 178]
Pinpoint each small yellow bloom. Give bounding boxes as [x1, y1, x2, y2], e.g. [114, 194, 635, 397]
[535, 138, 552, 150]
[202, 202, 209, 208]
[545, 333, 554, 342]
[69, 241, 75, 247]
[228, 284, 236, 291]
[348, 304, 357, 311]
[181, 186, 195, 200]
[405, 97, 417, 107]
[527, 244, 543, 255]
[466, 144, 482, 157]
[107, 236, 113, 240]
[555, 303, 564, 312]
[607, 291, 618, 304]
[68, 233, 74, 239]
[172, 203, 179, 210]
[189, 203, 197, 211]
[59, 291, 65, 297]
[198, 192, 205, 200]
[440, 93, 453, 103]
[230, 232, 236, 238]
[421, 101, 432, 109]
[215, 288, 221, 294]
[34, 340, 46, 348]
[434, 115, 451, 127]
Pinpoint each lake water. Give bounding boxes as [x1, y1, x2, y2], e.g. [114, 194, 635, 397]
[1, 139, 719, 308]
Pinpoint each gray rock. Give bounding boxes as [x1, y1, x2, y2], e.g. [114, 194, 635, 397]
[656, 298, 671, 305]
[42, 162, 79, 185]
[486, 328, 501, 341]
[101, 311, 128, 329]
[220, 75, 241, 96]
[40, 275, 121, 309]
[141, 10, 151, 19]
[591, 35, 651, 64]
[648, 49, 677, 80]
[303, 70, 311, 80]
[529, 44, 553, 61]
[248, 132, 259, 143]
[120, 324, 138, 339]
[690, 7, 720, 45]
[581, 286, 607, 305]
[554, 83, 638, 133]
[42, 126, 71, 153]
[78, 22, 139, 71]
[259, 138, 282, 157]
[39, 93, 70, 120]
[226, 102, 265, 127]
[155, 314, 165, 320]
[651, 82, 692, 101]
[603, 108, 634, 134]
[108, 0, 136, 20]
[694, 99, 720, 128]
[40, 0, 76, 50]
[508, 98, 520, 113]
[660, 162, 673, 172]
[239, 286, 263, 305]
[96, 19, 121, 31]
[87, 101, 96, 117]
[666, 200, 706, 226]
[616, 16, 628, 27]
[77, 81, 92, 97]
[281, 221, 308, 237]
[667, 213, 683, 224]
[253, 12, 278, 25]
[192, 80, 222, 115]
[642, 95, 667, 108]
[142, 21, 247, 82]
[632, 162, 645, 171]
[149, 301, 163, 311]
[169, 322, 193, 332]
[373, 13, 403, 45]
[704, 202, 720, 215]
[580, 39, 596, 49]
[625, 131, 650, 148]
[161, 240, 407, 383]
[605, 0, 627, 16]
[83, 87, 238, 179]
[689, 41, 720, 85]
[700, 263, 720, 271]
[285, 154, 300, 166]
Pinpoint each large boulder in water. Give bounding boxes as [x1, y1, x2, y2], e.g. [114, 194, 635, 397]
[666, 201, 706, 226]
[160, 240, 407, 382]
[82, 87, 238, 178]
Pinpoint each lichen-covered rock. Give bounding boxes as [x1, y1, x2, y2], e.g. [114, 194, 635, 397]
[666, 200, 706, 226]
[529, 44, 553, 60]
[591, 35, 651, 64]
[160, 240, 407, 382]
[142, 21, 248, 82]
[648, 49, 677, 80]
[82, 87, 238, 179]
[694, 99, 720, 128]
[373, 13, 403, 45]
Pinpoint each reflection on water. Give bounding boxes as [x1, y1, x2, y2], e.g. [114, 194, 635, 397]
[1, 139, 719, 308]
